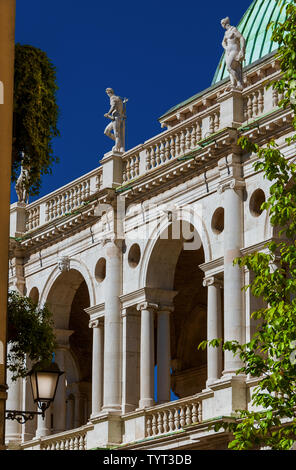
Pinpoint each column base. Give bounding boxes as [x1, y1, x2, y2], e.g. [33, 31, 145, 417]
[101, 405, 122, 414]
[138, 398, 154, 409]
[206, 377, 220, 388]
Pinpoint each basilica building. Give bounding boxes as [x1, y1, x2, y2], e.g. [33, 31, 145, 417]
[6, 0, 294, 450]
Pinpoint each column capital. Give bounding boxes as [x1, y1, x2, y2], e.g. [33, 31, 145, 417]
[203, 276, 223, 288]
[157, 305, 174, 315]
[217, 178, 245, 194]
[89, 318, 104, 329]
[137, 302, 158, 312]
[105, 237, 125, 253]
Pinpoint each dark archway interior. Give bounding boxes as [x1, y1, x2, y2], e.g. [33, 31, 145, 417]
[171, 246, 207, 397]
[69, 280, 92, 382]
[46, 270, 92, 430]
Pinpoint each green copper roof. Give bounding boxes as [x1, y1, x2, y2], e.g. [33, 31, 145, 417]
[212, 0, 291, 85]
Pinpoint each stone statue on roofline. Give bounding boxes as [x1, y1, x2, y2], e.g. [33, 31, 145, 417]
[221, 17, 246, 91]
[104, 88, 127, 153]
[15, 162, 30, 204]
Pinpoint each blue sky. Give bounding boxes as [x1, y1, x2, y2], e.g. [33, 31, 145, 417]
[12, 0, 251, 204]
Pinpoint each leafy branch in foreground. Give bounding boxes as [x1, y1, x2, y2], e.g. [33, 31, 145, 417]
[200, 1, 296, 450]
[7, 291, 56, 381]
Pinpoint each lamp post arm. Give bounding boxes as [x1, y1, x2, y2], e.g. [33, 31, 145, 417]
[5, 409, 44, 424]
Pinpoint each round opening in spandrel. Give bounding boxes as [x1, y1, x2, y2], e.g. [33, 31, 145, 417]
[211, 207, 224, 234]
[95, 258, 106, 283]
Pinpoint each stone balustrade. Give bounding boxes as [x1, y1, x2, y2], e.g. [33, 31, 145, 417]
[22, 167, 102, 233]
[145, 395, 202, 437]
[122, 148, 141, 183]
[26, 205, 40, 232]
[21, 424, 92, 451]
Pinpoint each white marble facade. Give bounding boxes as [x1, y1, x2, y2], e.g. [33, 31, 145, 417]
[6, 48, 295, 450]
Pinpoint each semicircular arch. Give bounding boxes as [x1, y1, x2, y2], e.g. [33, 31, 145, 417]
[40, 257, 96, 308]
[139, 208, 211, 290]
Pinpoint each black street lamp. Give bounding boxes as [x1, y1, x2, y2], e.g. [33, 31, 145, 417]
[6, 361, 63, 424]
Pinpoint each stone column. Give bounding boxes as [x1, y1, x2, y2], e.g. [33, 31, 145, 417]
[137, 302, 157, 409]
[122, 308, 140, 414]
[103, 239, 122, 412]
[35, 408, 51, 439]
[157, 307, 172, 404]
[203, 277, 223, 386]
[218, 177, 245, 375]
[89, 319, 104, 417]
[5, 347, 22, 444]
[53, 348, 67, 432]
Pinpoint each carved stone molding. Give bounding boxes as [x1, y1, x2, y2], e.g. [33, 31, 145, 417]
[137, 302, 159, 312]
[217, 178, 245, 194]
[203, 276, 223, 288]
[157, 305, 175, 315]
[89, 319, 104, 329]
[58, 255, 70, 273]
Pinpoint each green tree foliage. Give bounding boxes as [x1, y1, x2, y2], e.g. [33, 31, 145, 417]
[12, 44, 59, 196]
[7, 291, 56, 381]
[199, 0, 296, 450]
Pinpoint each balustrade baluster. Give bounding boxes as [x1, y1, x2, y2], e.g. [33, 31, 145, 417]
[258, 88, 264, 114]
[168, 409, 175, 431]
[79, 435, 84, 450]
[196, 121, 202, 142]
[74, 436, 79, 450]
[135, 154, 140, 177]
[198, 402, 202, 422]
[151, 146, 156, 167]
[252, 91, 258, 116]
[175, 133, 180, 157]
[180, 407, 185, 427]
[157, 412, 163, 435]
[155, 144, 161, 166]
[174, 408, 180, 430]
[159, 140, 165, 164]
[192, 402, 198, 423]
[152, 414, 157, 436]
[247, 94, 253, 119]
[185, 405, 192, 425]
[146, 147, 151, 171]
[164, 137, 170, 161]
[180, 130, 185, 155]
[191, 124, 196, 149]
[126, 157, 132, 180]
[185, 127, 191, 150]
[163, 410, 169, 433]
[146, 415, 152, 437]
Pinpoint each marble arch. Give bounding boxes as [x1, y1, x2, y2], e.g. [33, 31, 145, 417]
[139, 207, 212, 290]
[40, 257, 96, 309]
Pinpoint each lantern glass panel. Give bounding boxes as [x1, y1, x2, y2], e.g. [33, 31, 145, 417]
[37, 371, 59, 401]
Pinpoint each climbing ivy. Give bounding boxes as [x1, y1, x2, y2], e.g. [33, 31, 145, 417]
[12, 43, 59, 196]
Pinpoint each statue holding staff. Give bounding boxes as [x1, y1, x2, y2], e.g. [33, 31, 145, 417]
[104, 88, 127, 153]
[221, 17, 246, 91]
